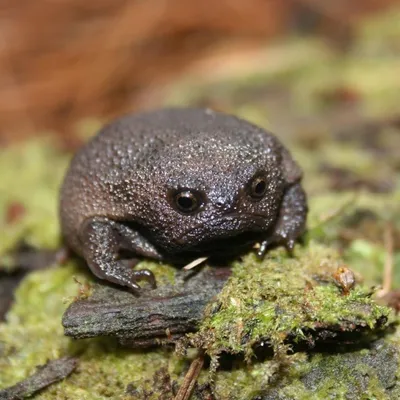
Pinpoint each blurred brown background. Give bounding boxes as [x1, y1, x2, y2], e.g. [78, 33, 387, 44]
[0, 0, 398, 144]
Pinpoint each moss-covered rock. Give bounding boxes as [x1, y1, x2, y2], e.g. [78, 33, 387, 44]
[186, 245, 390, 362]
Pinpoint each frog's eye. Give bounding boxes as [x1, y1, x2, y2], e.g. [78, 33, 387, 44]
[248, 175, 268, 199]
[173, 190, 203, 213]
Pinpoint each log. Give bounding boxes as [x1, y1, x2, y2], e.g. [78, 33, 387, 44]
[62, 267, 231, 347]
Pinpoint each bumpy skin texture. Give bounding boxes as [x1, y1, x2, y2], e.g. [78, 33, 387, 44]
[60, 108, 308, 293]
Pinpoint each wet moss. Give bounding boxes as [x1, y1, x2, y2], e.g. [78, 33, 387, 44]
[0, 263, 82, 387]
[186, 244, 390, 362]
[0, 262, 188, 399]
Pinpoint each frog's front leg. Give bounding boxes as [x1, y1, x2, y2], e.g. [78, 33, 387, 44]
[258, 182, 308, 257]
[79, 217, 163, 293]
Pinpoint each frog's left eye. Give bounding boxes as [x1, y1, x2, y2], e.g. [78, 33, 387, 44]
[249, 175, 268, 199]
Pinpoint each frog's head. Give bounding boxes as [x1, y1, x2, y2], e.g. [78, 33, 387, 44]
[136, 128, 294, 260]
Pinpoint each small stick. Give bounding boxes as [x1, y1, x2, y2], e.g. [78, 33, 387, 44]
[183, 257, 208, 270]
[377, 222, 394, 298]
[0, 357, 78, 400]
[174, 354, 205, 400]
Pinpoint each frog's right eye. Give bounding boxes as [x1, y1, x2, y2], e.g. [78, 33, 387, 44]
[248, 174, 268, 200]
[170, 189, 204, 214]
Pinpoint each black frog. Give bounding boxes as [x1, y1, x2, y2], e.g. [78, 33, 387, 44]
[60, 108, 307, 293]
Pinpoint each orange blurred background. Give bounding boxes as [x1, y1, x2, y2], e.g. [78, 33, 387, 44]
[0, 0, 398, 144]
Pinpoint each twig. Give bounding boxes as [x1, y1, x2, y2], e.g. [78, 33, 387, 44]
[183, 257, 208, 270]
[0, 357, 78, 400]
[377, 222, 394, 298]
[174, 353, 205, 400]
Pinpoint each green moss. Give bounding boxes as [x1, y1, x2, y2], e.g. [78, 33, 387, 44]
[192, 336, 400, 399]
[41, 347, 185, 400]
[307, 191, 400, 288]
[0, 263, 82, 387]
[356, 8, 400, 55]
[188, 244, 390, 361]
[0, 262, 187, 399]
[164, 9, 400, 120]
[0, 140, 69, 266]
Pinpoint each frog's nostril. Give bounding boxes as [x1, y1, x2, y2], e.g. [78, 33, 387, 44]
[215, 200, 234, 212]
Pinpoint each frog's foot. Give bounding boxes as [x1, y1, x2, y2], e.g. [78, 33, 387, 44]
[97, 263, 156, 294]
[256, 235, 296, 259]
[257, 182, 307, 259]
[79, 217, 159, 294]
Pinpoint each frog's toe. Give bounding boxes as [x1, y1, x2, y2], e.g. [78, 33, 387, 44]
[132, 269, 157, 289]
[256, 239, 271, 259]
[283, 238, 296, 255]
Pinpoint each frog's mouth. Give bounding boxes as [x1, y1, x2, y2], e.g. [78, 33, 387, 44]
[190, 231, 263, 252]
[169, 231, 267, 264]
[169, 214, 273, 260]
